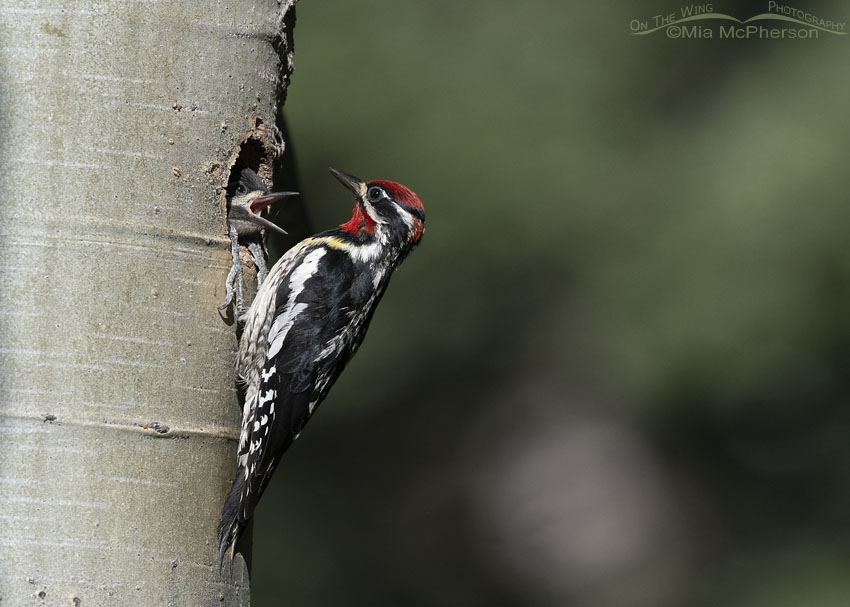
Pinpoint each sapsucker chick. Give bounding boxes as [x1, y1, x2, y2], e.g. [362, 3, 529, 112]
[218, 167, 425, 568]
[220, 168, 297, 316]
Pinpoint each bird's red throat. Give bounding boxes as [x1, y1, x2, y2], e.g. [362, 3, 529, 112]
[340, 203, 377, 237]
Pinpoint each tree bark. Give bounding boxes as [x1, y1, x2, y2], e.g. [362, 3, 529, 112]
[0, 1, 297, 604]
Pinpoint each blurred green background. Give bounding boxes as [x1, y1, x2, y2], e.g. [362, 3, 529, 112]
[256, 1, 850, 605]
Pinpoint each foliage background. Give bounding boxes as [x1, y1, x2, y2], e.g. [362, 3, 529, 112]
[255, 1, 850, 605]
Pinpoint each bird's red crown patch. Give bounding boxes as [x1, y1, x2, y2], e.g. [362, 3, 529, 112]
[371, 180, 425, 213]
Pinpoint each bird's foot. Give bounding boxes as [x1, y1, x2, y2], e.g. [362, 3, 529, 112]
[247, 241, 269, 286]
[219, 226, 246, 316]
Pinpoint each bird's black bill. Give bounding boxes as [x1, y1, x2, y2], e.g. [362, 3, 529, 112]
[329, 167, 367, 199]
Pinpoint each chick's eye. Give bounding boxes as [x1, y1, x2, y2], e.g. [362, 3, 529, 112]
[367, 187, 383, 202]
[235, 183, 248, 195]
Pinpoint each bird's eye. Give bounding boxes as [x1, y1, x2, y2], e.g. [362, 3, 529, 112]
[235, 183, 248, 195]
[367, 187, 383, 202]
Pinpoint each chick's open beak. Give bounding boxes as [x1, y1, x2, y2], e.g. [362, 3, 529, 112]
[243, 191, 298, 235]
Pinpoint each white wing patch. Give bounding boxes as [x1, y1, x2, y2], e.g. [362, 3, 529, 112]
[266, 247, 327, 360]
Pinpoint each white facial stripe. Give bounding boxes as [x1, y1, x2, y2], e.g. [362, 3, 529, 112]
[353, 181, 368, 199]
[362, 199, 388, 225]
[397, 206, 415, 230]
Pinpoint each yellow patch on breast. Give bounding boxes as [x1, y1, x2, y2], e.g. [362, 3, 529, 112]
[305, 236, 351, 252]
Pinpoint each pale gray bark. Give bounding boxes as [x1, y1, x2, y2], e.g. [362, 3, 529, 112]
[0, 1, 297, 604]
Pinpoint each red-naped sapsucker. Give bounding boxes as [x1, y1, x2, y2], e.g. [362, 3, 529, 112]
[218, 168, 425, 566]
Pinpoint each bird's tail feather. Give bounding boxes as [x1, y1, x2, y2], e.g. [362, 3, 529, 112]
[218, 465, 246, 572]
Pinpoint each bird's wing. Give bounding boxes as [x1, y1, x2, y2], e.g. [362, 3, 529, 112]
[237, 244, 366, 522]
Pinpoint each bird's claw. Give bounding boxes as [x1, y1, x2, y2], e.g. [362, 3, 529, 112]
[220, 225, 246, 315]
[219, 263, 245, 314]
[247, 241, 269, 286]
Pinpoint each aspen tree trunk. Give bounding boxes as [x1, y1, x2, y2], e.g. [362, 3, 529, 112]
[0, 1, 297, 604]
